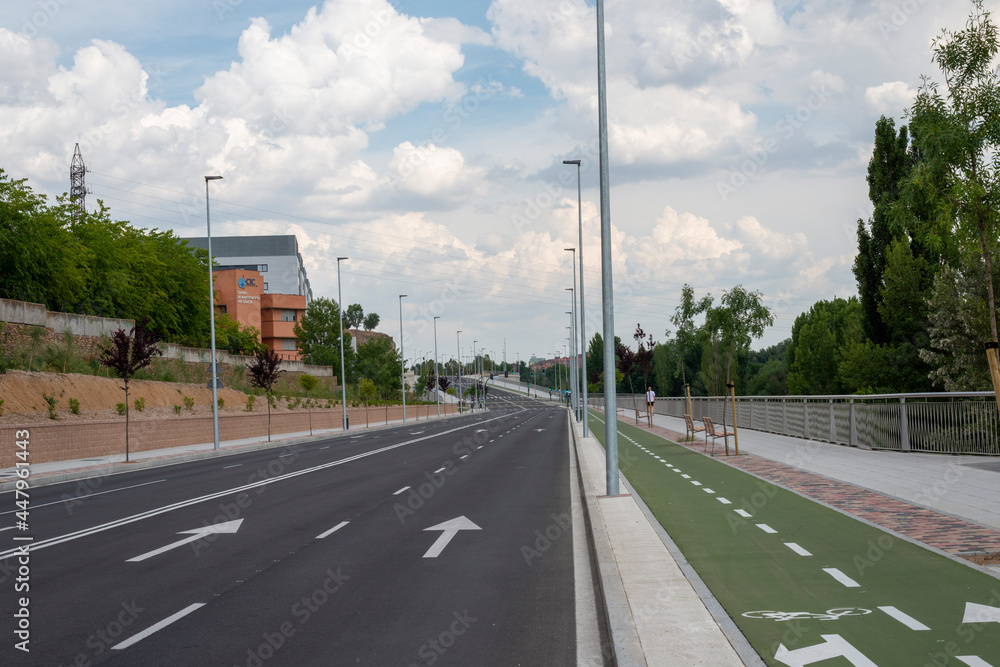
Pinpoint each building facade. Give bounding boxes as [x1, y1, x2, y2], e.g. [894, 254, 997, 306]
[185, 235, 314, 304]
[210, 269, 306, 362]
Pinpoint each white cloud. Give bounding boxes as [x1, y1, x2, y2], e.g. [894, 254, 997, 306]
[864, 81, 916, 116]
[388, 142, 486, 199]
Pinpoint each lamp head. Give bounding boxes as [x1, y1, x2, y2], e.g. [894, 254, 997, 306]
[563, 160, 581, 165]
[205, 175, 223, 181]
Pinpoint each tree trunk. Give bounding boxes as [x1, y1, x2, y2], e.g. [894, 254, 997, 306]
[266, 390, 272, 442]
[979, 215, 1000, 417]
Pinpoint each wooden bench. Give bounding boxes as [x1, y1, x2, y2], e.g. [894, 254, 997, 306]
[683, 414, 705, 440]
[701, 416, 735, 454]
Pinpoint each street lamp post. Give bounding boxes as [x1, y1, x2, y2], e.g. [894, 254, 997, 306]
[596, 0, 619, 495]
[566, 247, 580, 423]
[399, 295, 407, 422]
[336, 257, 349, 431]
[456, 330, 463, 413]
[564, 159, 588, 435]
[567, 298, 578, 420]
[473, 340, 478, 411]
[433, 317, 441, 417]
[204, 175, 223, 451]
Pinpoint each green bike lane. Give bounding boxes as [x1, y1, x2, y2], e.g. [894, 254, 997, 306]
[588, 411, 1000, 667]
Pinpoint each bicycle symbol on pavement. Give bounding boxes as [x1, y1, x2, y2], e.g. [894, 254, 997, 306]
[743, 608, 873, 622]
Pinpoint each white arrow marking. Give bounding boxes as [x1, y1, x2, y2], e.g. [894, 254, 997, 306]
[775, 634, 877, 667]
[422, 516, 481, 558]
[127, 519, 244, 562]
[964, 602, 1000, 625]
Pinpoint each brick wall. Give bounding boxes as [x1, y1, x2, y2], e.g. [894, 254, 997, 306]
[0, 404, 458, 467]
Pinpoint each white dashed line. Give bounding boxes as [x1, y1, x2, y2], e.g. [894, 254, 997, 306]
[955, 657, 992, 667]
[734, 509, 752, 518]
[317, 521, 350, 539]
[681, 474, 691, 479]
[756, 524, 777, 534]
[113, 603, 205, 650]
[823, 568, 860, 588]
[703, 488, 715, 494]
[691, 481, 702, 486]
[434, 467, 446, 474]
[878, 606, 930, 630]
[223, 464, 242, 469]
[784, 542, 812, 557]
[460, 455, 469, 460]
[393, 486, 411, 495]
[717, 497, 732, 505]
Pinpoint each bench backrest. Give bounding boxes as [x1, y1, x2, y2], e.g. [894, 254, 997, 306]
[702, 416, 716, 435]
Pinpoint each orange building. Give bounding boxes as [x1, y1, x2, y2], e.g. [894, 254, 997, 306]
[212, 269, 306, 361]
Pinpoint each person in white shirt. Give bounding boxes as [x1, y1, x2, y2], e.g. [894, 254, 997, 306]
[646, 387, 655, 426]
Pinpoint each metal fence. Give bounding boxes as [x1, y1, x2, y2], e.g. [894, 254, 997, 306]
[589, 392, 1000, 456]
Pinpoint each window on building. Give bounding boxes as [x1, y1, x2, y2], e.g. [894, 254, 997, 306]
[218, 305, 227, 314]
[282, 309, 296, 322]
[282, 339, 297, 351]
[263, 282, 268, 291]
[258, 264, 268, 272]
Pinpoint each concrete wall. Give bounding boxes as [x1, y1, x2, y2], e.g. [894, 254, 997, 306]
[0, 299, 134, 336]
[0, 298, 332, 378]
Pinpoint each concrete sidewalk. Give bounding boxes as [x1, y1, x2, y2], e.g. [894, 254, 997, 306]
[571, 414, 761, 666]
[645, 411, 1000, 533]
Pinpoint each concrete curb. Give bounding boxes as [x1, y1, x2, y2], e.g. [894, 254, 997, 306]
[569, 412, 647, 666]
[0, 411, 464, 493]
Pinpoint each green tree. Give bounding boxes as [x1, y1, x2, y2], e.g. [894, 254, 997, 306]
[293, 297, 353, 371]
[787, 298, 863, 394]
[669, 284, 712, 392]
[215, 313, 265, 356]
[363, 312, 380, 330]
[344, 303, 364, 329]
[854, 117, 912, 345]
[354, 336, 402, 397]
[909, 1, 1000, 394]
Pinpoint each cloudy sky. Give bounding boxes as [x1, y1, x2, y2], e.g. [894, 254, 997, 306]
[0, 0, 977, 366]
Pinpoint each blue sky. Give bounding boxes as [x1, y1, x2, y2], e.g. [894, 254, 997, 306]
[0, 0, 982, 366]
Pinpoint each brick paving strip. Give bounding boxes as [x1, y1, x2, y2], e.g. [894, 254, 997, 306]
[620, 416, 1000, 558]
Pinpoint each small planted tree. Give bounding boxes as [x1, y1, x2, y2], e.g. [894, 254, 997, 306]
[359, 377, 377, 427]
[634, 325, 656, 426]
[299, 373, 318, 436]
[99, 317, 162, 462]
[248, 348, 283, 442]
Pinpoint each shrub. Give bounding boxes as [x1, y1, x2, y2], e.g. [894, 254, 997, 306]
[217, 397, 225, 409]
[116, 403, 127, 416]
[68, 398, 80, 415]
[0, 398, 4, 416]
[183, 396, 195, 411]
[134, 397, 146, 412]
[173, 404, 182, 415]
[245, 395, 256, 412]
[42, 393, 58, 420]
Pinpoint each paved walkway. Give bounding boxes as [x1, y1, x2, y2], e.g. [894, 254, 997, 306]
[612, 410, 1000, 559]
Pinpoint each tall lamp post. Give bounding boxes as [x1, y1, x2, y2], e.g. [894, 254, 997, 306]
[456, 330, 463, 413]
[566, 247, 580, 422]
[204, 175, 223, 451]
[336, 257, 349, 431]
[473, 340, 479, 411]
[433, 317, 441, 417]
[596, 0, 619, 495]
[564, 159, 588, 435]
[566, 318, 576, 418]
[399, 295, 407, 422]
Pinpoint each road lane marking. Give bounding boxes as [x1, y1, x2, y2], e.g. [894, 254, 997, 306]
[393, 486, 411, 495]
[878, 606, 929, 630]
[955, 657, 992, 667]
[460, 455, 469, 460]
[823, 568, 860, 588]
[735, 509, 752, 518]
[113, 603, 205, 650]
[320, 446, 330, 450]
[703, 488, 715, 494]
[691, 481, 702, 486]
[717, 497, 732, 504]
[0, 479, 167, 515]
[0, 409, 529, 561]
[756, 524, 777, 534]
[317, 521, 350, 539]
[223, 464, 242, 469]
[784, 542, 812, 556]
[434, 467, 446, 474]
[423, 516, 481, 558]
[681, 474, 691, 479]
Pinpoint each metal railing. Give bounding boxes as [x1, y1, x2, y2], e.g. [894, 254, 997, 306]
[589, 392, 1000, 456]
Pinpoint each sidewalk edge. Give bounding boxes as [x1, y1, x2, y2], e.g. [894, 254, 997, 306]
[569, 414, 647, 667]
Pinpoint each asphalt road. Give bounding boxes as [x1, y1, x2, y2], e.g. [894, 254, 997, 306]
[1, 389, 583, 666]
